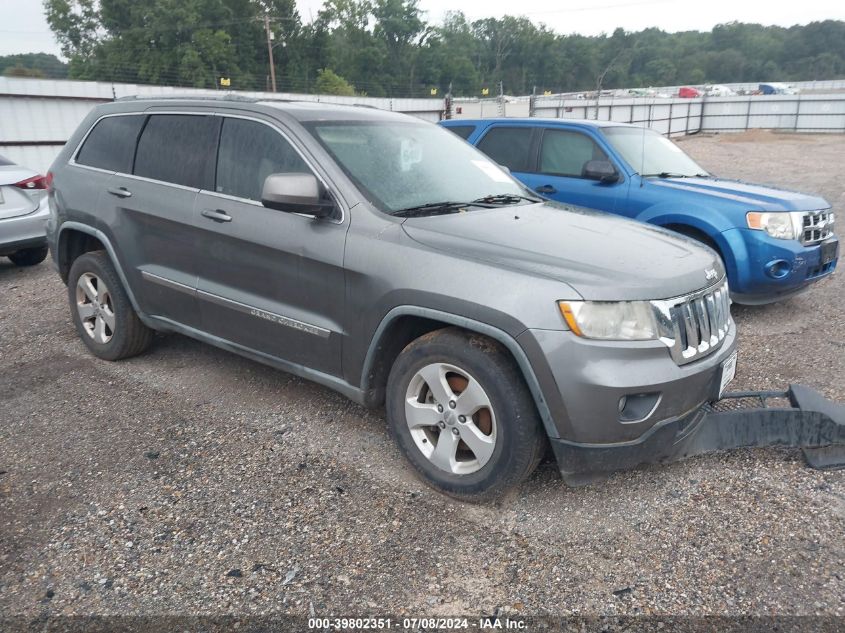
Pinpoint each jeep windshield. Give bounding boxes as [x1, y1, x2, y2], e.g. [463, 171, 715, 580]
[306, 120, 538, 215]
[602, 126, 709, 178]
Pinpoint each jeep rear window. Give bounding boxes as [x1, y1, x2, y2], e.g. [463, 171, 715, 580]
[76, 115, 145, 173]
[134, 114, 219, 189]
[0, 154, 13, 166]
[476, 127, 533, 173]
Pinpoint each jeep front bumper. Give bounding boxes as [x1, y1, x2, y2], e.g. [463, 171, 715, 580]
[550, 385, 845, 483]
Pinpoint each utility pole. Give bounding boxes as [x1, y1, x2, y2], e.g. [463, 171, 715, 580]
[264, 14, 277, 93]
[497, 81, 504, 117]
[529, 85, 537, 118]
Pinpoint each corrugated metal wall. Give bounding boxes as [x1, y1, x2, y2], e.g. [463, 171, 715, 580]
[3, 76, 844, 173]
[453, 94, 845, 137]
[0, 77, 446, 172]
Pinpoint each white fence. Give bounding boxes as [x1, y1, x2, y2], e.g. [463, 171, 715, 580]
[3, 75, 845, 173]
[0, 77, 446, 173]
[452, 93, 845, 137]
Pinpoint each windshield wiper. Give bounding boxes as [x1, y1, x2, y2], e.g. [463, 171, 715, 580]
[472, 193, 544, 205]
[391, 193, 542, 218]
[642, 171, 695, 179]
[390, 201, 495, 218]
[643, 172, 710, 179]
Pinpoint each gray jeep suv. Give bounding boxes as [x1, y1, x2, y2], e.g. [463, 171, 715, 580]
[46, 96, 737, 500]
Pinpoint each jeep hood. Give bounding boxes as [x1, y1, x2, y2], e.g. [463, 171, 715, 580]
[649, 177, 829, 212]
[401, 202, 723, 301]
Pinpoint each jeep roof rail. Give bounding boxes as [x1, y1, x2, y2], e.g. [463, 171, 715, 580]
[114, 93, 296, 104]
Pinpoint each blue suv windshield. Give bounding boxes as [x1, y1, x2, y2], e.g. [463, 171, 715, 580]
[602, 127, 708, 178]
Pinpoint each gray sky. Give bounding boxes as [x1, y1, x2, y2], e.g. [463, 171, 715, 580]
[1, 0, 844, 58]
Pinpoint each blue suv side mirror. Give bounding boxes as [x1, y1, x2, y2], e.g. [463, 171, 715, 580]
[582, 160, 619, 183]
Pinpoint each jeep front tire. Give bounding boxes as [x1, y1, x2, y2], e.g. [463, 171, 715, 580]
[386, 327, 546, 502]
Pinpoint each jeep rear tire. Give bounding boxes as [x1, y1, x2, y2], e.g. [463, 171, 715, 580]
[386, 327, 546, 502]
[67, 251, 154, 361]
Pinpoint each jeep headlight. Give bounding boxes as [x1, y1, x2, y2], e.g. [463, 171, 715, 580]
[746, 212, 799, 240]
[558, 300, 658, 340]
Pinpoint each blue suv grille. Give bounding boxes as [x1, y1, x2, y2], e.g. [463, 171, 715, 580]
[801, 210, 834, 245]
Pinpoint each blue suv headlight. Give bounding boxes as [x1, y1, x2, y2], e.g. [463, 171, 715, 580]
[746, 211, 801, 240]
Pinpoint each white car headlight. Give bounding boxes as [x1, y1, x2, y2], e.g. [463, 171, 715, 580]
[746, 211, 800, 240]
[558, 300, 658, 340]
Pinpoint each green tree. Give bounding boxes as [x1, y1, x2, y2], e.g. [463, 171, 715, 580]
[372, 0, 429, 94]
[3, 66, 47, 78]
[0, 53, 68, 78]
[314, 68, 356, 95]
[40, 2, 845, 98]
[43, 0, 99, 60]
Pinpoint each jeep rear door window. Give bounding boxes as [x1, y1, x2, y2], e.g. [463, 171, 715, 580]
[216, 118, 310, 201]
[75, 115, 145, 173]
[444, 125, 475, 140]
[133, 114, 218, 189]
[307, 121, 527, 214]
[540, 129, 608, 178]
[476, 127, 533, 172]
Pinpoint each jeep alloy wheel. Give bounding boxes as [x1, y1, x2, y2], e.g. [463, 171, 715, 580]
[76, 272, 115, 344]
[405, 362, 498, 475]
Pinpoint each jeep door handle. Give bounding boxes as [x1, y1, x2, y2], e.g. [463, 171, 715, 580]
[201, 208, 232, 223]
[107, 186, 132, 198]
[535, 184, 557, 195]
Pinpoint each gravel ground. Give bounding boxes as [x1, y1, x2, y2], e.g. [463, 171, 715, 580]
[0, 132, 843, 620]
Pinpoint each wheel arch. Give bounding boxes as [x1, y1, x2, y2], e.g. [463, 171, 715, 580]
[640, 208, 737, 276]
[360, 306, 559, 439]
[57, 222, 145, 317]
[661, 221, 738, 277]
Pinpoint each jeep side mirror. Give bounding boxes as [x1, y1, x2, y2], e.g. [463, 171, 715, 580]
[582, 160, 619, 183]
[261, 173, 335, 218]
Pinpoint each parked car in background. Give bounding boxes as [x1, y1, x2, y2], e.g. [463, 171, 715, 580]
[759, 82, 798, 95]
[704, 84, 736, 97]
[47, 97, 738, 500]
[629, 88, 672, 99]
[442, 118, 839, 304]
[678, 86, 701, 98]
[0, 154, 50, 267]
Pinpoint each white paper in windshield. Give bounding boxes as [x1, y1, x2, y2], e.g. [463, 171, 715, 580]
[400, 139, 422, 172]
[471, 160, 511, 183]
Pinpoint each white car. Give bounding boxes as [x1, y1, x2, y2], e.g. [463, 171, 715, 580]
[704, 84, 736, 97]
[0, 154, 50, 267]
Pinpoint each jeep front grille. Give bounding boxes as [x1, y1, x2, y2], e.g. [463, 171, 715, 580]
[801, 210, 834, 245]
[652, 280, 732, 366]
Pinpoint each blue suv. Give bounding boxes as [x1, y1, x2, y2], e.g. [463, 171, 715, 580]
[442, 118, 839, 304]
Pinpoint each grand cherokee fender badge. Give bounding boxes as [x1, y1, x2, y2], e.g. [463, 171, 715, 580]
[704, 268, 718, 281]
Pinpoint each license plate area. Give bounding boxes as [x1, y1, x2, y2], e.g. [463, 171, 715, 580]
[719, 351, 738, 398]
[820, 240, 838, 267]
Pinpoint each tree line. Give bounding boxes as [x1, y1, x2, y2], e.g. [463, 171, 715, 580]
[8, 1, 844, 97]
